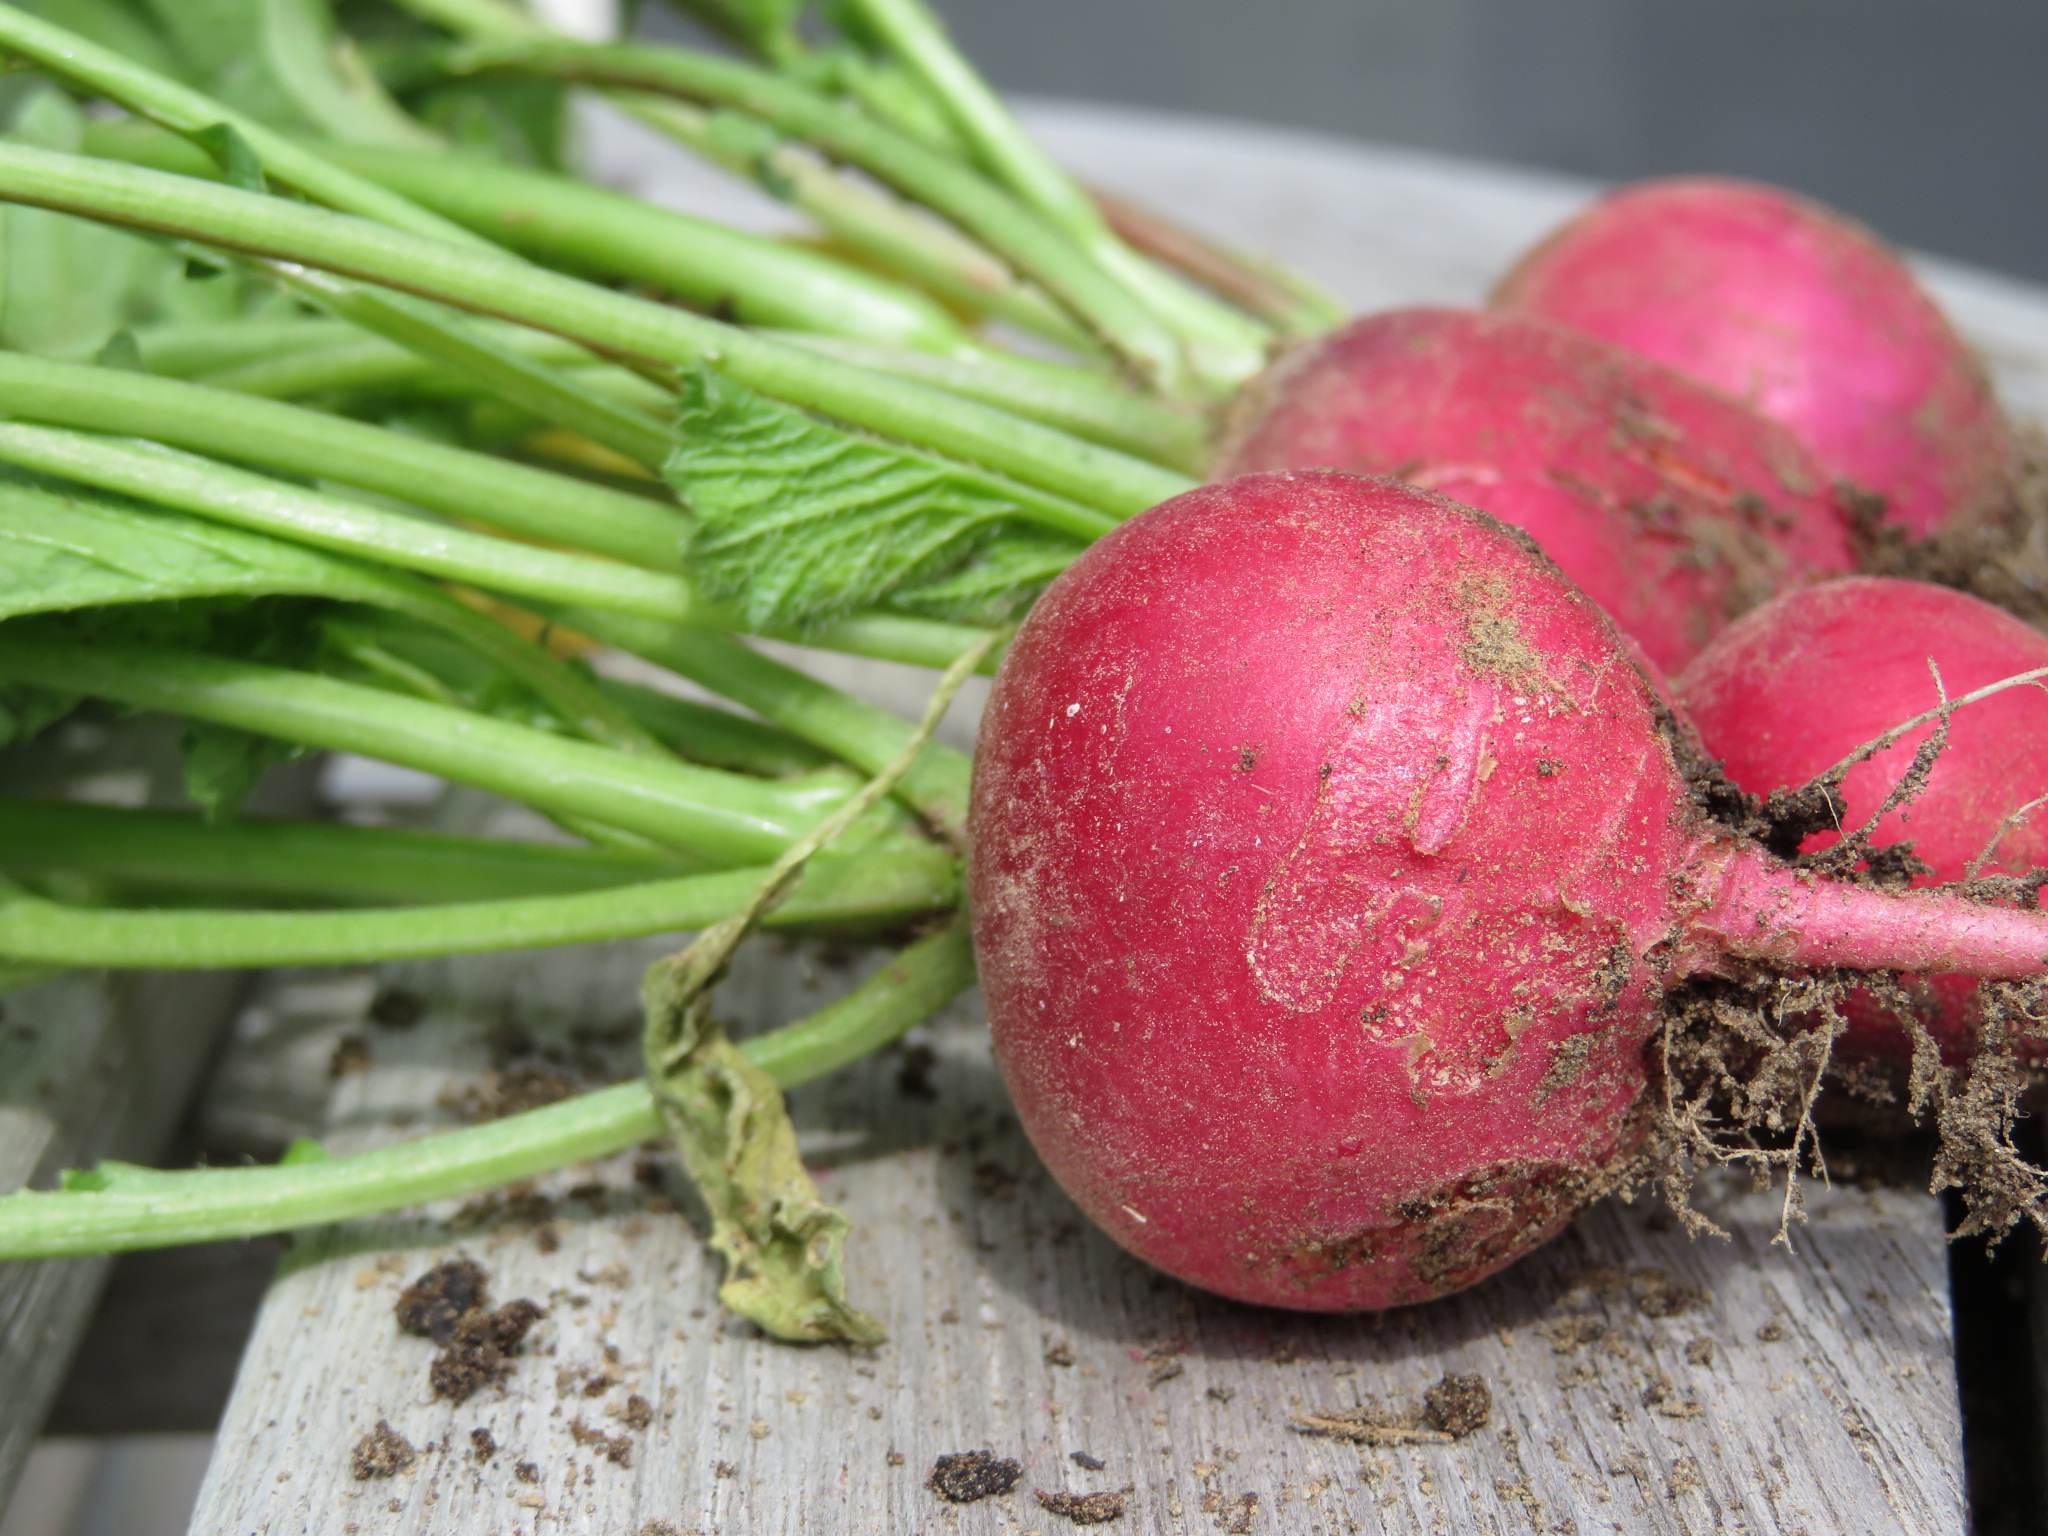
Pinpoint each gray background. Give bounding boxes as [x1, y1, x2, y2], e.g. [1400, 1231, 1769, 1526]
[645, 0, 2048, 285]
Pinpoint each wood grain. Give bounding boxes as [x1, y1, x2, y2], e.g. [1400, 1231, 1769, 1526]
[0, 719, 270, 1507]
[189, 934, 1961, 1535]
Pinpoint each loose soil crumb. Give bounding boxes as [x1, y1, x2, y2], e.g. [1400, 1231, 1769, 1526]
[1070, 1450, 1106, 1471]
[1296, 1372, 1491, 1446]
[440, 1064, 580, 1122]
[368, 988, 424, 1028]
[1144, 1336, 1188, 1386]
[619, 1394, 655, 1431]
[927, 1449, 1022, 1503]
[349, 1421, 415, 1480]
[514, 1461, 540, 1484]
[328, 1033, 371, 1077]
[395, 1259, 489, 1344]
[1044, 1339, 1075, 1367]
[394, 1257, 543, 1404]
[895, 1041, 939, 1099]
[972, 1160, 1020, 1200]
[1755, 1320, 1786, 1343]
[1635, 1276, 1704, 1318]
[1036, 1488, 1129, 1524]
[469, 1428, 496, 1462]
[430, 1299, 544, 1404]
[1422, 1373, 1492, 1437]
[1684, 1337, 1716, 1369]
[1217, 1491, 1258, 1534]
[569, 1417, 633, 1466]
[1668, 1456, 1706, 1497]
[634, 1523, 681, 1536]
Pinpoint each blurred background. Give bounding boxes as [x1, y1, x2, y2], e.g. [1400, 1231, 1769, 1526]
[639, 0, 2048, 285]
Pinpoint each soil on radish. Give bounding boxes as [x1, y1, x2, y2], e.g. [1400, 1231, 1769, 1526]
[1855, 424, 2048, 630]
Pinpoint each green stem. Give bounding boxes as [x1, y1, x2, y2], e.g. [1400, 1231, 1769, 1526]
[0, 798, 702, 904]
[193, 325, 662, 413]
[595, 681, 833, 776]
[1092, 185, 1347, 337]
[772, 332, 1210, 473]
[0, 637, 844, 864]
[273, 269, 679, 469]
[0, 143, 1192, 517]
[742, 911, 973, 1083]
[0, 422, 698, 621]
[790, 612, 1002, 673]
[570, 613, 974, 844]
[317, 139, 972, 352]
[131, 317, 357, 377]
[839, 0, 1272, 388]
[0, 842, 955, 967]
[0, 2, 488, 249]
[443, 37, 1196, 393]
[619, 94, 1099, 356]
[0, 352, 690, 571]
[385, 0, 1097, 354]
[0, 915, 972, 1258]
[351, 581, 669, 760]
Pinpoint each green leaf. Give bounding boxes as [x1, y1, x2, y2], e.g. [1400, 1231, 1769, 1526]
[642, 992, 882, 1344]
[891, 525, 1076, 625]
[666, 367, 1074, 630]
[0, 478, 372, 620]
[190, 120, 269, 193]
[180, 715, 302, 819]
[1, 83, 183, 358]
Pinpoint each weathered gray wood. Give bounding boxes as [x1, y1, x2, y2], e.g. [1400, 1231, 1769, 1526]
[189, 935, 1961, 1536]
[0, 719, 267, 1509]
[181, 102, 2048, 1534]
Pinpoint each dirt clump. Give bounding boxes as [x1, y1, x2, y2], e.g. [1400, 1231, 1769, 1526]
[927, 1449, 1022, 1503]
[1294, 1371, 1492, 1445]
[395, 1258, 488, 1343]
[569, 1417, 633, 1466]
[1422, 1372, 1493, 1437]
[431, 1299, 543, 1403]
[1035, 1487, 1130, 1524]
[393, 1257, 544, 1404]
[368, 988, 425, 1028]
[349, 1420, 416, 1479]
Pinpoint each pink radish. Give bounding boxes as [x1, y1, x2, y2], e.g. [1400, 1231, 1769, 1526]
[1490, 177, 2013, 540]
[969, 472, 2048, 1310]
[1216, 307, 1855, 673]
[1675, 575, 2048, 1062]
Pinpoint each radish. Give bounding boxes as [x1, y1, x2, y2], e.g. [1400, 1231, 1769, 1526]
[1215, 308, 1855, 673]
[1490, 177, 2013, 540]
[1675, 576, 2048, 1063]
[970, 472, 2048, 1310]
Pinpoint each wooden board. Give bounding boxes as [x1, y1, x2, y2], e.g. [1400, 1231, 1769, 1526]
[189, 937, 1961, 1536]
[0, 718, 271, 1508]
[181, 102, 2048, 1533]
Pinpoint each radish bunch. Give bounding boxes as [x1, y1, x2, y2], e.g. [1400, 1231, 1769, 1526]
[974, 176, 2048, 1309]
[971, 475, 2048, 1309]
